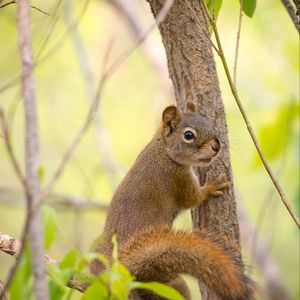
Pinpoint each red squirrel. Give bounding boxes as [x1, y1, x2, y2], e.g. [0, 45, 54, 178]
[91, 103, 252, 299]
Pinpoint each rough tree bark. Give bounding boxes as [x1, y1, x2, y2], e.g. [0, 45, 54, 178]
[146, 1, 244, 299]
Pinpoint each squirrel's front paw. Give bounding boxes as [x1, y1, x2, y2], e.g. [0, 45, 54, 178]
[201, 173, 230, 197]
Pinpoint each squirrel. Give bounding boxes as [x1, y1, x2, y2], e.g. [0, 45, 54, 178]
[90, 102, 253, 300]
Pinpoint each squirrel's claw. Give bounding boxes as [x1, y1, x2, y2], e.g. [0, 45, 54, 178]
[211, 191, 224, 197]
[202, 172, 231, 198]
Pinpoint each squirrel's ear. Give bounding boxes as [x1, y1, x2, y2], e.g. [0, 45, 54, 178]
[162, 106, 180, 126]
[185, 101, 196, 113]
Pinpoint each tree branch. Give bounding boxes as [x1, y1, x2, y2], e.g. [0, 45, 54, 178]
[198, 0, 300, 229]
[15, 1, 49, 299]
[63, 0, 120, 189]
[0, 280, 9, 300]
[0, 0, 50, 15]
[233, 0, 244, 86]
[281, 0, 300, 33]
[0, 0, 89, 95]
[0, 232, 88, 294]
[107, 0, 171, 94]
[0, 186, 108, 211]
[0, 110, 28, 195]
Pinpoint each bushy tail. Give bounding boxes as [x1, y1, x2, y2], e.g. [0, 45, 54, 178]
[119, 226, 253, 300]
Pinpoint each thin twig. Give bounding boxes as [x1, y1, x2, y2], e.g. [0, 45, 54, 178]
[281, 0, 300, 33]
[0, 0, 90, 95]
[0, 211, 31, 299]
[252, 101, 294, 257]
[294, 0, 300, 16]
[238, 203, 292, 300]
[107, 0, 171, 96]
[41, 41, 113, 200]
[0, 109, 29, 194]
[0, 186, 108, 211]
[198, 0, 300, 229]
[64, 0, 120, 189]
[233, 0, 244, 87]
[0, 279, 9, 300]
[102, 0, 175, 80]
[212, 0, 215, 21]
[27, 4, 50, 16]
[0, 232, 56, 264]
[0, 0, 14, 9]
[0, 232, 90, 293]
[36, 0, 79, 58]
[17, 1, 49, 299]
[0, 0, 50, 15]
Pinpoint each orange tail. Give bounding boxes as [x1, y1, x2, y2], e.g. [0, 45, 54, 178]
[120, 226, 253, 300]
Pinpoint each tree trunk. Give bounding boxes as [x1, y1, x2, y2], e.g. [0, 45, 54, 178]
[146, 1, 243, 298]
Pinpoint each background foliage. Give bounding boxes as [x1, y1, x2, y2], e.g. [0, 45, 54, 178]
[0, 0, 299, 299]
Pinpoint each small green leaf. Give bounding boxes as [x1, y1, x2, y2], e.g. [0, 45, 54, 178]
[59, 249, 79, 270]
[48, 264, 66, 287]
[38, 165, 46, 184]
[9, 244, 32, 300]
[49, 278, 66, 300]
[112, 234, 118, 262]
[81, 281, 109, 300]
[78, 252, 109, 272]
[242, 0, 257, 17]
[253, 101, 299, 167]
[42, 206, 58, 250]
[109, 262, 134, 300]
[131, 282, 185, 300]
[205, 0, 223, 19]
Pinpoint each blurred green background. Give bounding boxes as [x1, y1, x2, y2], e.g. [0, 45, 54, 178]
[0, 0, 299, 299]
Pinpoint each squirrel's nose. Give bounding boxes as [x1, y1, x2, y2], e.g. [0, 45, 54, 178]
[211, 138, 221, 153]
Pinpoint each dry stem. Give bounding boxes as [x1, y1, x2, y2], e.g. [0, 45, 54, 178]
[233, 0, 244, 86]
[281, 0, 300, 33]
[198, 0, 300, 229]
[1, 1, 50, 299]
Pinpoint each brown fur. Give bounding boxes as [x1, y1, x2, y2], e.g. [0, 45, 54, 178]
[91, 105, 252, 299]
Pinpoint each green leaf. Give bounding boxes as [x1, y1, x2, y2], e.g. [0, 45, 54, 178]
[59, 249, 79, 270]
[42, 206, 58, 250]
[205, 0, 223, 19]
[9, 244, 32, 300]
[131, 282, 185, 300]
[78, 252, 109, 272]
[112, 234, 118, 262]
[242, 0, 257, 17]
[109, 262, 134, 300]
[81, 281, 109, 300]
[49, 278, 66, 300]
[38, 165, 46, 184]
[48, 264, 67, 287]
[48, 264, 79, 300]
[253, 101, 299, 167]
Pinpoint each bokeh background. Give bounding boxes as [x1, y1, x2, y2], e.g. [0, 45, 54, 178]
[0, 0, 299, 299]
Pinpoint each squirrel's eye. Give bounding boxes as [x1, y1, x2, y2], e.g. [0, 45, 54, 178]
[183, 130, 195, 143]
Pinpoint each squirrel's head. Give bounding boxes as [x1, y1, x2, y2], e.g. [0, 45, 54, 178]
[161, 102, 221, 167]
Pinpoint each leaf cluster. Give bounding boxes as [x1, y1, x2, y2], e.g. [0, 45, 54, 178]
[9, 206, 184, 300]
